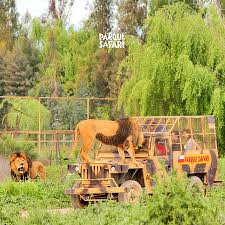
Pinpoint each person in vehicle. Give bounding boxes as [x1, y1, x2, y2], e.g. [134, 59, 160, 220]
[182, 129, 201, 151]
[143, 119, 167, 155]
[153, 121, 166, 155]
[171, 130, 180, 151]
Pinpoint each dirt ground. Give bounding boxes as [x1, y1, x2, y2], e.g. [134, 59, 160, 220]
[0, 154, 10, 182]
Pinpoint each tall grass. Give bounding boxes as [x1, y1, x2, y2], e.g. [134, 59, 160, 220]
[0, 160, 225, 225]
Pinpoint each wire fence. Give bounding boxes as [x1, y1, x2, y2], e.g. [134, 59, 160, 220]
[0, 96, 118, 154]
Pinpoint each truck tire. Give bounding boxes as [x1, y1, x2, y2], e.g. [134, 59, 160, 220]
[187, 176, 204, 196]
[70, 182, 88, 208]
[118, 180, 142, 204]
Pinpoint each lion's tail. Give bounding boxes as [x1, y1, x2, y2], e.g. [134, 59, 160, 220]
[67, 124, 79, 159]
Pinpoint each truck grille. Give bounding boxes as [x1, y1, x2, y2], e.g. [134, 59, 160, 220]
[81, 164, 109, 179]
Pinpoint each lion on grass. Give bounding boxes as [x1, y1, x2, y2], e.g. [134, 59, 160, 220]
[65, 118, 144, 164]
[10, 152, 46, 181]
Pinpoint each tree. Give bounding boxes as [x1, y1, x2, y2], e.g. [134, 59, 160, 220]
[0, 52, 5, 96]
[90, 48, 127, 98]
[149, 0, 207, 15]
[0, 0, 19, 48]
[116, 0, 148, 38]
[213, 0, 223, 16]
[221, 0, 225, 16]
[42, 0, 75, 24]
[0, 36, 39, 96]
[118, 3, 225, 151]
[86, 0, 113, 33]
[31, 19, 99, 97]
[0, 98, 50, 130]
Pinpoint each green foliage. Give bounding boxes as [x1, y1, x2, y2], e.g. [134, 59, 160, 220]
[0, 0, 19, 48]
[0, 135, 37, 159]
[144, 173, 220, 225]
[0, 36, 40, 96]
[116, 0, 147, 37]
[0, 98, 51, 130]
[91, 105, 111, 119]
[31, 19, 99, 97]
[149, 0, 201, 15]
[118, 3, 225, 151]
[210, 88, 225, 148]
[43, 99, 87, 130]
[222, 0, 225, 16]
[1, 162, 224, 225]
[31, 19, 43, 43]
[0, 165, 74, 225]
[87, 0, 113, 33]
[31, 18, 126, 103]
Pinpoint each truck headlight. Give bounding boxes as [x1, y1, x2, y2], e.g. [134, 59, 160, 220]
[75, 165, 80, 172]
[111, 166, 116, 172]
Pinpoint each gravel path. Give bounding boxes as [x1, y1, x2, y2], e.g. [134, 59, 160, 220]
[20, 208, 74, 218]
[0, 155, 10, 182]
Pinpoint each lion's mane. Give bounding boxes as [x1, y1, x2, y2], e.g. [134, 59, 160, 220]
[96, 118, 139, 147]
[10, 152, 32, 181]
[10, 152, 46, 181]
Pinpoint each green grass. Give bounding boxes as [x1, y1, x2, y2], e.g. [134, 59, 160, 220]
[0, 159, 225, 225]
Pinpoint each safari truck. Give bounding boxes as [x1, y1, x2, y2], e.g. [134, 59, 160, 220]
[65, 116, 221, 208]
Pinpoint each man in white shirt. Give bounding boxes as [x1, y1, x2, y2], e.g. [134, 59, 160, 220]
[182, 129, 201, 151]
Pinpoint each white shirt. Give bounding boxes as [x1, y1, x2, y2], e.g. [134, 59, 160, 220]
[184, 138, 198, 151]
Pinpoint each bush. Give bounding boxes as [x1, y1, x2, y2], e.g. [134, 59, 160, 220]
[144, 172, 220, 225]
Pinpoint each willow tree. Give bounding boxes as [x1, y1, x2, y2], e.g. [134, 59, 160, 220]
[0, 98, 50, 130]
[118, 3, 225, 150]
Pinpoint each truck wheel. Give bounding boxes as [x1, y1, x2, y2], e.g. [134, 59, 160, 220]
[118, 180, 142, 204]
[71, 182, 88, 208]
[187, 176, 204, 196]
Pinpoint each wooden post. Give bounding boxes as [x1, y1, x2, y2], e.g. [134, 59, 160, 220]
[38, 97, 41, 154]
[201, 117, 206, 150]
[63, 133, 65, 148]
[177, 117, 182, 152]
[87, 98, 90, 119]
[44, 133, 47, 148]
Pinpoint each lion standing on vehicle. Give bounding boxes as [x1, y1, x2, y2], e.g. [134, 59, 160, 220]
[66, 118, 144, 163]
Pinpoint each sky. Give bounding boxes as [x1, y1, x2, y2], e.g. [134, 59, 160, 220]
[16, 0, 92, 29]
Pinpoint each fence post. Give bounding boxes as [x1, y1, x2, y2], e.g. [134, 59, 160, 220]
[87, 98, 90, 119]
[38, 97, 41, 154]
